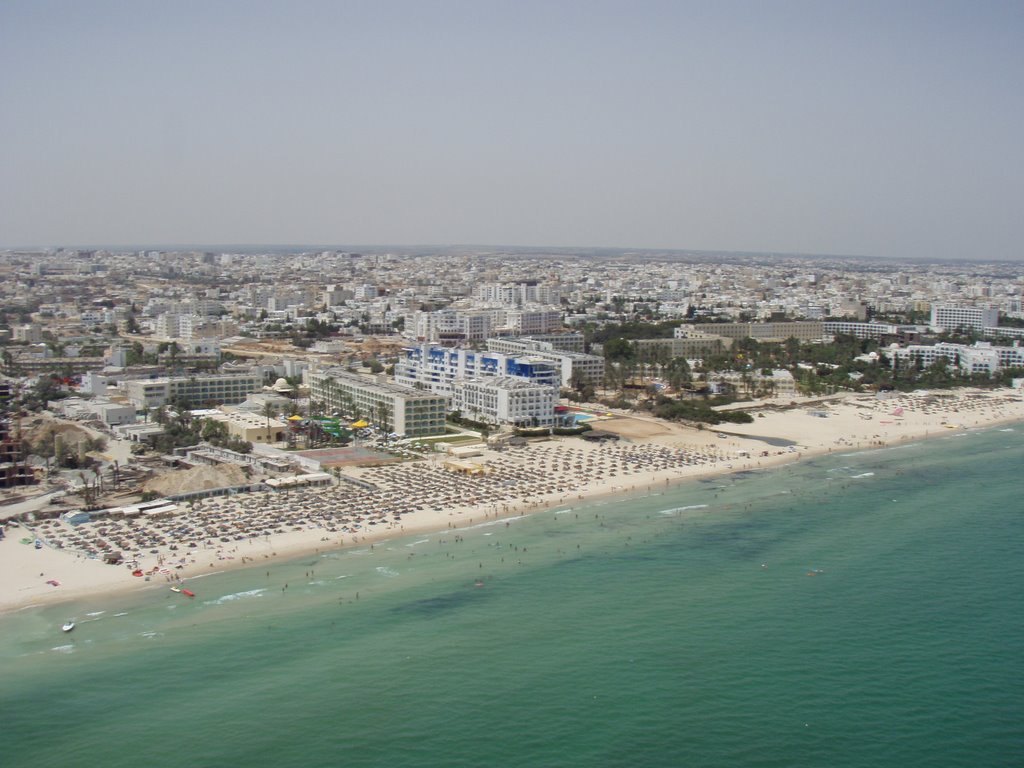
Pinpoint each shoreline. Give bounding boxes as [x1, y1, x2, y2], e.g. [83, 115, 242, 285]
[3, 387, 1021, 616]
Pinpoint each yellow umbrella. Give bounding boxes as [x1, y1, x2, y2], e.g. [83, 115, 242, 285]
[351, 419, 369, 428]
[287, 415, 303, 421]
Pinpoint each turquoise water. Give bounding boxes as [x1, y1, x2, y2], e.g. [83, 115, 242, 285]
[3, 427, 1022, 767]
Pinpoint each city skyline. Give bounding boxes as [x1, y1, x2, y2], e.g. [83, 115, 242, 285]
[2, 1, 1022, 261]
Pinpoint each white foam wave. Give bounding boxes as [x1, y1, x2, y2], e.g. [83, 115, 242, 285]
[461, 515, 526, 532]
[658, 504, 709, 515]
[839, 442, 921, 458]
[85, 611, 105, 617]
[405, 539, 430, 547]
[375, 566, 399, 578]
[51, 644, 75, 654]
[851, 472, 875, 479]
[204, 588, 267, 606]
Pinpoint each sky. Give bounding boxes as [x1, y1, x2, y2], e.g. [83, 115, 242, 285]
[1, 0, 1022, 260]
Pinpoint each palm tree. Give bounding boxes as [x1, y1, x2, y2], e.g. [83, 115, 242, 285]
[262, 401, 277, 437]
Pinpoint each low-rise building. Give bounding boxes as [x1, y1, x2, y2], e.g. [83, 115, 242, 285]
[123, 373, 262, 409]
[675, 321, 825, 342]
[883, 341, 1024, 375]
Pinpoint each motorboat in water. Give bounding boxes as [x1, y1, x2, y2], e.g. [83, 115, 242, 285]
[61, 622, 75, 633]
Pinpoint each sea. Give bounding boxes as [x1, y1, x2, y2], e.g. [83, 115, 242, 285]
[2, 426, 1022, 768]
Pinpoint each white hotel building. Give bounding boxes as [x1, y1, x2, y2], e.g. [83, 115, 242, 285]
[124, 373, 262, 409]
[394, 344, 560, 427]
[307, 368, 447, 437]
[884, 341, 1024, 375]
[395, 345, 560, 395]
[451, 377, 558, 428]
[930, 305, 1000, 333]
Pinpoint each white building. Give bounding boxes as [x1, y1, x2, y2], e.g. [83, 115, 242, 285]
[823, 321, 901, 340]
[12, 324, 42, 343]
[930, 305, 999, 333]
[501, 308, 563, 335]
[307, 368, 447, 437]
[451, 377, 557, 428]
[413, 309, 493, 343]
[394, 344, 561, 395]
[485, 333, 586, 354]
[883, 341, 1024, 375]
[123, 373, 262, 409]
[483, 339, 604, 387]
[675, 321, 825, 342]
[475, 282, 562, 307]
[706, 369, 797, 397]
[154, 313, 195, 339]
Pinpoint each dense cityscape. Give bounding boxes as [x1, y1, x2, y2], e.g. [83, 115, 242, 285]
[2, 246, 1022, 499]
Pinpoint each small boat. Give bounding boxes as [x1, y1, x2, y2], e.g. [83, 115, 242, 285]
[62, 622, 75, 633]
[170, 586, 181, 593]
[181, 589, 195, 598]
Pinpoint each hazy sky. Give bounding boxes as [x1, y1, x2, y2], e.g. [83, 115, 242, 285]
[2, 1, 1022, 260]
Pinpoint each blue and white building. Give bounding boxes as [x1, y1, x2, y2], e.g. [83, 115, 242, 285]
[394, 344, 560, 395]
[394, 344, 561, 427]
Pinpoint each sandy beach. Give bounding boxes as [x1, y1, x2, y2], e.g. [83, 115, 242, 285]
[3, 387, 1021, 615]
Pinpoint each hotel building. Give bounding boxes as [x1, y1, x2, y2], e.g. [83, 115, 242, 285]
[307, 368, 446, 437]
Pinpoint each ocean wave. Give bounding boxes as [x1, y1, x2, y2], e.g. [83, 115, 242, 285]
[85, 611, 105, 617]
[851, 472, 875, 479]
[839, 442, 921, 458]
[204, 588, 267, 606]
[139, 631, 163, 639]
[461, 515, 526, 531]
[658, 504, 709, 515]
[183, 570, 225, 580]
[51, 644, 75, 654]
[405, 539, 431, 547]
[376, 566, 400, 578]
